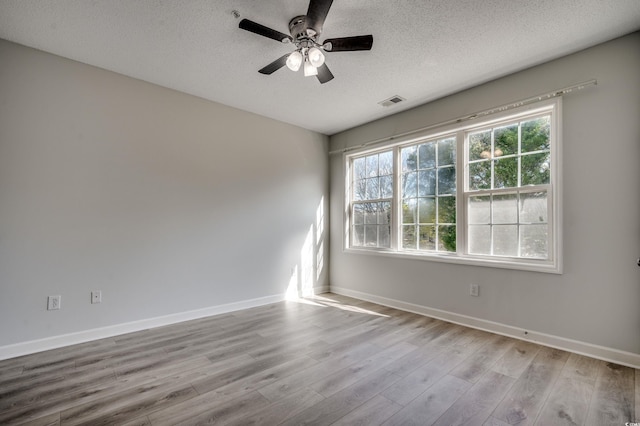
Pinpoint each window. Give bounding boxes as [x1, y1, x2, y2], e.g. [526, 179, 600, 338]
[466, 116, 551, 259]
[345, 99, 561, 273]
[400, 137, 457, 252]
[351, 150, 393, 248]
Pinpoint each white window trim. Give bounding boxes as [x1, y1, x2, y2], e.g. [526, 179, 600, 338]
[343, 98, 562, 274]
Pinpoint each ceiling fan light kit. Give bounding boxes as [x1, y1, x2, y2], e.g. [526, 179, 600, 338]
[238, 0, 373, 84]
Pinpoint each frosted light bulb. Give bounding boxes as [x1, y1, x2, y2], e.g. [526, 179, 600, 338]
[307, 47, 325, 67]
[286, 51, 303, 71]
[303, 60, 318, 77]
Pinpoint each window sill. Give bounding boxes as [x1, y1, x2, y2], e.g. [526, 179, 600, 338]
[343, 247, 562, 274]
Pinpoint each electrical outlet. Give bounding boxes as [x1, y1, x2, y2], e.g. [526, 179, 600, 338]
[47, 295, 61, 310]
[470, 284, 479, 297]
[91, 291, 102, 304]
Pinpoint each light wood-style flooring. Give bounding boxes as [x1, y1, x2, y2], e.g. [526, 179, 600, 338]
[0, 293, 638, 425]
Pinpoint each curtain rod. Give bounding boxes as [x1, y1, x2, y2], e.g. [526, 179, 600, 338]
[329, 79, 597, 155]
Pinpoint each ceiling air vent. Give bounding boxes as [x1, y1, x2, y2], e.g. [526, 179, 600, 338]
[378, 95, 406, 107]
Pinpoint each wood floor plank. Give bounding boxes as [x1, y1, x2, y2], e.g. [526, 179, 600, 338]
[223, 387, 325, 426]
[190, 352, 306, 395]
[382, 346, 472, 406]
[492, 347, 570, 425]
[381, 374, 472, 426]
[59, 375, 199, 426]
[491, 340, 541, 379]
[483, 416, 512, 426]
[0, 364, 24, 381]
[120, 416, 152, 426]
[584, 361, 635, 426]
[310, 341, 417, 397]
[433, 370, 516, 426]
[278, 368, 401, 426]
[561, 352, 602, 385]
[147, 382, 253, 425]
[172, 391, 271, 426]
[450, 334, 515, 384]
[534, 376, 595, 426]
[0, 364, 117, 412]
[257, 342, 380, 402]
[197, 355, 318, 399]
[330, 395, 402, 426]
[16, 412, 60, 426]
[0, 293, 636, 426]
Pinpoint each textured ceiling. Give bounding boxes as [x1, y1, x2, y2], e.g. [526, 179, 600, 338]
[1, 0, 639, 135]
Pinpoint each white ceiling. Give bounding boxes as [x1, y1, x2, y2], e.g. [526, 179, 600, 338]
[1, 1, 639, 135]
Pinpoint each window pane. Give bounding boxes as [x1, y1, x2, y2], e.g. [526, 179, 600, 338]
[468, 195, 490, 224]
[418, 170, 436, 196]
[418, 143, 436, 169]
[520, 192, 547, 223]
[353, 204, 364, 225]
[469, 161, 491, 190]
[366, 155, 378, 177]
[469, 225, 491, 255]
[402, 146, 417, 172]
[379, 202, 391, 224]
[353, 157, 366, 180]
[379, 224, 391, 248]
[418, 197, 436, 223]
[379, 151, 393, 175]
[522, 116, 550, 153]
[364, 203, 378, 224]
[438, 225, 456, 252]
[419, 225, 436, 250]
[365, 225, 378, 246]
[438, 138, 456, 166]
[469, 130, 491, 161]
[438, 196, 456, 224]
[402, 172, 417, 198]
[438, 166, 456, 195]
[493, 225, 518, 256]
[380, 175, 393, 198]
[493, 193, 518, 224]
[365, 177, 380, 199]
[403, 225, 417, 249]
[353, 225, 364, 246]
[521, 152, 550, 185]
[353, 178, 364, 201]
[520, 224, 548, 258]
[494, 157, 518, 188]
[402, 200, 417, 224]
[494, 124, 518, 157]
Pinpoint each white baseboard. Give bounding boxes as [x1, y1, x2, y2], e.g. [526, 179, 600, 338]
[331, 286, 640, 369]
[0, 293, 286, 361]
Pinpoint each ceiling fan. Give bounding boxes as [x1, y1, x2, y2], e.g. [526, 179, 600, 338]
[238, 0, 373, 84]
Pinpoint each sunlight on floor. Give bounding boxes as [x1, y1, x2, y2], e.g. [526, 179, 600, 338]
[288, 294, 390, 317]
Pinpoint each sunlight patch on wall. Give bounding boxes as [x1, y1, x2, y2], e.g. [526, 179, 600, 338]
[286, 197, 325, 299]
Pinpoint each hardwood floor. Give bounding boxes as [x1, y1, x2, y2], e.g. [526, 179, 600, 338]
[0, 293, 637, 425]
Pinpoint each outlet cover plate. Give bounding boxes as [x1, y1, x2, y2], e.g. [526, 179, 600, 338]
[470, 284, 479, 297]
[47, 295, 61, 310]
[91, 291, 102, 304]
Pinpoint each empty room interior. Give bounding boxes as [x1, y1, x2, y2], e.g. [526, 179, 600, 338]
[1, 1, 639, 425]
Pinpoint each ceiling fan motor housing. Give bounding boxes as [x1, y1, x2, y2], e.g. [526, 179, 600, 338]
[289, 15, 318, 41]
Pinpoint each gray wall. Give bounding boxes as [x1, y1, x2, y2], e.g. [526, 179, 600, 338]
[329, 32, 640, 355]
[0, 39, 329, 347]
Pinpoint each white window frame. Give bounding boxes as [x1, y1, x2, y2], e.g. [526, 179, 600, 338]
[343, 98, 562, 273]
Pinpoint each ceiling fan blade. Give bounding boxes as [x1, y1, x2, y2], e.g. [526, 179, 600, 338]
[258, 54, 290, 75]
[306, 0, 334, 33]
[316, 63, 334, 84]
[239, 19, 293, 43]
[323, 35, 373, 51]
